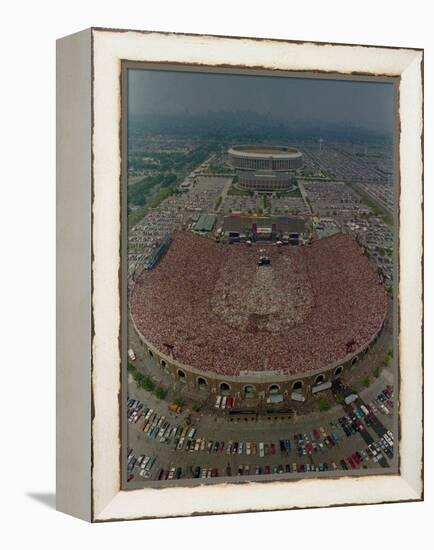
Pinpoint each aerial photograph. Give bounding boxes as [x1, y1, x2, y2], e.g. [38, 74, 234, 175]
[124, 68, 397, 486]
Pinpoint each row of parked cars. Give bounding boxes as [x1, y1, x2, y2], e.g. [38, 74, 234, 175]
[127, 448, 157, 482]
[214, 395, 234, 409]
[340, 429, 394, 469]
[156, 462, 343, 481]
[157, 466, 183, 480]
[369, 385, 394, 416]
[128, 397, 198, 447]
[164, 461, 351, 480]
[291, 427, 341, 457]
[336, 395, 390, 435]
[372, 431, 394, 460]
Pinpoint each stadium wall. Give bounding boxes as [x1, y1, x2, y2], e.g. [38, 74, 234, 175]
[131, 313, 386, 400]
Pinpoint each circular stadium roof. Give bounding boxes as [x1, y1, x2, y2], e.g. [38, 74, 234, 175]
[131, 231, 387, 378]
[228, 145, 302, 160]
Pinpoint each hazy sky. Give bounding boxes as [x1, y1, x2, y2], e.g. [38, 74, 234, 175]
[128, 68, 395, 134]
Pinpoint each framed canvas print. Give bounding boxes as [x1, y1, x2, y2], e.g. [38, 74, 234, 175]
[56, 28, 423, 522]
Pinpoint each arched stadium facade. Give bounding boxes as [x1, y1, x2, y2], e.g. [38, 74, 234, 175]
[132, 320, 385, 400]
[228, 145, 303, 193]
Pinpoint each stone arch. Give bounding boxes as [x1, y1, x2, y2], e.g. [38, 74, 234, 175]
[197, 377, 208, 390]
[314, 374, 325, 385]
[220, 382, 231, 395]
[243, 384, 256, 395]
[292, 380, 303, 391]
[334, 366, 343, 378]
[269, 384, 280, 394]
[177, 369, 186, 383]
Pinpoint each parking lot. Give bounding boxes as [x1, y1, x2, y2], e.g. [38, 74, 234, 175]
[127, 375, 395, 484]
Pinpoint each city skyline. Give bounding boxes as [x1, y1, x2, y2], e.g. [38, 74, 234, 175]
[128, 69, 395, 135]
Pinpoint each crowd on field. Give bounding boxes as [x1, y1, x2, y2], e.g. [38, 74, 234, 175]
[131, 231, 388, 377]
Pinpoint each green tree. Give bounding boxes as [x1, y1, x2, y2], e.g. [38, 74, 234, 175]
[335, 393, 344, 405]
[155, 387, 167, 400]
[132, 370, 144, 388]
[319, 397, 331, 411]
[141, 377, 155, 392]
[363, 376, 371, 388]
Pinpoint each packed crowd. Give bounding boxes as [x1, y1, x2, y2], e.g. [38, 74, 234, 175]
[211, 245, 314, 333]
[130, 231, 388, 377]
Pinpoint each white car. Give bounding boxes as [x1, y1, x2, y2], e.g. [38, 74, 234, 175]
[259, 442, 265, 458]
[215, 396, 222, 408]
[128, 348, 136, 361]
[246, 442, 251, 456]
[188, 427, 196, 439]
[238, 442, 243, 455]
[136, 455, 145, 467]
[226, 441, 232, 455]
[221, 396, 227, 409]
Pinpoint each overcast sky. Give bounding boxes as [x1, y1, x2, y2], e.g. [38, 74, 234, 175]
[128, 68, 395, 134]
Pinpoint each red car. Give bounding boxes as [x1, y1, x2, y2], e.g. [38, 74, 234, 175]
[217, 441, 225, 454]
[305, 442, 313, 455]
[264, 465, 271, 474]
[226, 397, 233, 409]
[347, 456, 356, 469]
[270, 443, 276, 455]
[352, 452, 361, 465]
[313, 429, 320, 440]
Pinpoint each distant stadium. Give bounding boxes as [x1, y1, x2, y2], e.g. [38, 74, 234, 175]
[228, 145, 303, 192]
[130, 231, 388, 399]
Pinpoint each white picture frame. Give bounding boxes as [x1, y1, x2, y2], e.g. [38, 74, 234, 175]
[56, 27, 423, 522]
